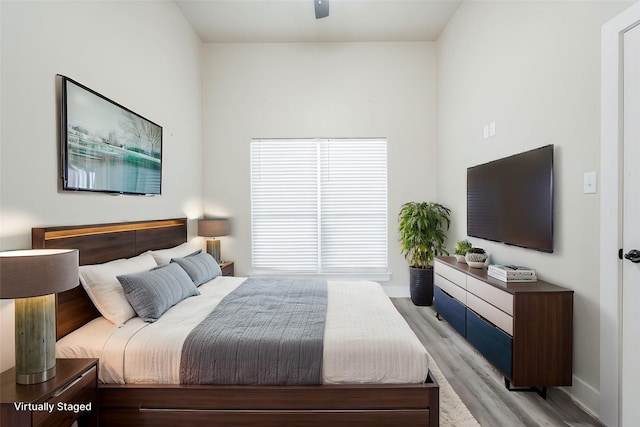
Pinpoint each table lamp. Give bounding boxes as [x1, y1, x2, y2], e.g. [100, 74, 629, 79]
[0, 249, 79, 384]
[198, 219, 230, 263]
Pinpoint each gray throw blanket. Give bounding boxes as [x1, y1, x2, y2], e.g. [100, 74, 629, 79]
[180, 277, 328, 385]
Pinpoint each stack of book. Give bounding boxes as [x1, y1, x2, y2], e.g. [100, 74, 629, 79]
[488, 264, 537, 282]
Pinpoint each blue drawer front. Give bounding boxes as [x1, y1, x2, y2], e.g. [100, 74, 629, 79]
[466, 308, 513, 378]
[434, 286, 466, 337]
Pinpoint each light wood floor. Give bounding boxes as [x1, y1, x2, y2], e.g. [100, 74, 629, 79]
[393, 298, 604, 427]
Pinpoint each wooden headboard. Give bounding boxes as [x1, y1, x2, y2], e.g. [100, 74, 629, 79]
[32, 218, 188, 340]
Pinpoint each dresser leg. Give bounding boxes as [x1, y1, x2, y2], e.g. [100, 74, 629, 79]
[504, 378, 547, 399]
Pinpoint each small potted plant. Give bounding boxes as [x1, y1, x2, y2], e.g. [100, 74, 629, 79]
[453, 239, 473, 262]
[398, 202, 451, 306]
[465, 247, 488, 268]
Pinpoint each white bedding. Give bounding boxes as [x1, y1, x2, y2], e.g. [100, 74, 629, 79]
[57, 277, 428, 385]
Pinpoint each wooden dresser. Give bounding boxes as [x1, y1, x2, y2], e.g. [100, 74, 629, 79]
[433, 257, 573, 393]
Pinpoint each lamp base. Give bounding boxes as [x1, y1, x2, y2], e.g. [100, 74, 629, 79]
[15, 294, 56, 385]
[206, 239, 222, 263]
[16, 365, 56, 385]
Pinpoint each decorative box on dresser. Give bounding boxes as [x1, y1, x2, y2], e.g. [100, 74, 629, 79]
[1, 358, 98, 427]
[433, 257, 573, 396]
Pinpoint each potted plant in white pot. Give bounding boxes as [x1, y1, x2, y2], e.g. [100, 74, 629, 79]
[398, 202, 451, 306]
[453, 239, 473, 262]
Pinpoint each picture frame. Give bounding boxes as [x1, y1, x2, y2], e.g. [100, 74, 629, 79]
[59, 75, 162, 195]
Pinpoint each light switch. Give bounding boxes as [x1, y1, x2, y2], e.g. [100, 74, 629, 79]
[489, 121, 496, 137]
[584, 171, 597, 194]
[483, 125, 489, 139]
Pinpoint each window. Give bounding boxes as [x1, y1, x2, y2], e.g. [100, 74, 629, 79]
[250, 138, 388, 277]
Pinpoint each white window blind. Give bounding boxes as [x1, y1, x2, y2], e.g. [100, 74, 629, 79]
[251, 138, 388, 276]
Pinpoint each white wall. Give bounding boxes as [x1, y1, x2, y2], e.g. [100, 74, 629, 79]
[0, 1, 203, 372]
[201, 42, 438, 292]
[436, 0, 633, 415]
[2, 2, 629, 412]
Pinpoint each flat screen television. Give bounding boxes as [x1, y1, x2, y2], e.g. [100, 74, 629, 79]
[59, 75, 162, 195]
[467, 145, 554, 252]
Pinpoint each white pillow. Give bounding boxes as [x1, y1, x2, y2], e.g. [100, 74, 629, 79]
[79, 253, 158, 326]
[148, 242, 199, 266]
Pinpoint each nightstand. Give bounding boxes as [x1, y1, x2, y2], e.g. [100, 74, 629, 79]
[220, 261, 234, 276]
[1, 358, 98, 427]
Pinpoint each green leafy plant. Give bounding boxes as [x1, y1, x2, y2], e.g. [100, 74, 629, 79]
[398, 202, 451, 269]
[467, 247, 486, 254]
[454, 239, 473, 256]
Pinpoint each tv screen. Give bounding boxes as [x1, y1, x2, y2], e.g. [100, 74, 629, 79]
[59, 75, 162, 195]
[467, 145, 554, 252]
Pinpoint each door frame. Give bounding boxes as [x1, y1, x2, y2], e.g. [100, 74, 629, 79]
[600, 2, 640, 426]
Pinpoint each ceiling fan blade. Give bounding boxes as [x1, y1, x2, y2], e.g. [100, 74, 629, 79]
[314, 0, 329, 19]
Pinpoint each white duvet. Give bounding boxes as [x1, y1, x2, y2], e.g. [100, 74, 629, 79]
[56, 277, 428, 385]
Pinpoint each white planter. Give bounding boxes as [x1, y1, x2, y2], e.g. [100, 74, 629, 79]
[465, 252, 488, 268]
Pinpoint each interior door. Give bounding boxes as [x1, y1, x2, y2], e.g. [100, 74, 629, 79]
[622, 22, 640, 427]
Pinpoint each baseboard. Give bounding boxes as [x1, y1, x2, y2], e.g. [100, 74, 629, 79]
[560, 375, 600, 421]
[383, 285, 410, 298]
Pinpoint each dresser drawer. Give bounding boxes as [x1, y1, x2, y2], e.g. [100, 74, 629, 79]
[434, 286, 466, 337]
[466, 292, 513, 336]
[434, 273, 466, 304]
[434, 261, 467, 289]
[467, 308, 513, 378]
[466, 276, 513, 315]
[33, 365, 97, 427]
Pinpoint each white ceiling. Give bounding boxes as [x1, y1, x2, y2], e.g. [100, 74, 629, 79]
[175, 0, 463, 43]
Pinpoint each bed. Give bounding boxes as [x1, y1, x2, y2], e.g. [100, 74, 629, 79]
[32, 218, 439, 426]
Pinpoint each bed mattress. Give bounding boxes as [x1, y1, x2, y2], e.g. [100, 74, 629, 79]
[56, 277, 428, 385]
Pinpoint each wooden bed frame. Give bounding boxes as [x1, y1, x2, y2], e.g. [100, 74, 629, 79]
[32, 218, 439, 426]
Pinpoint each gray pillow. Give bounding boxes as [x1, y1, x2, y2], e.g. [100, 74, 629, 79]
[117, 263, 200, 323]
[171, 251, 222, 286]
